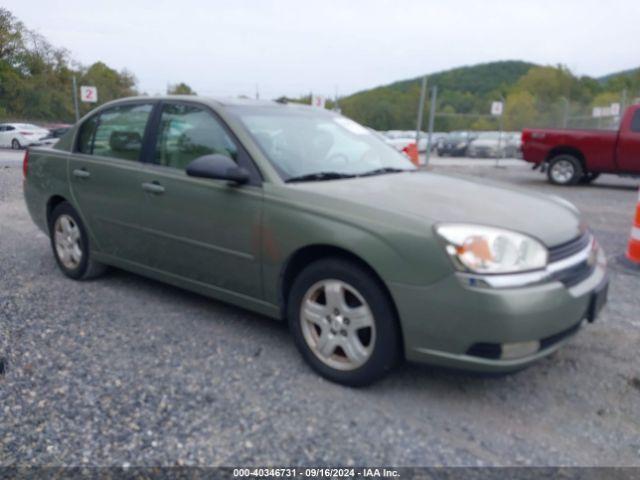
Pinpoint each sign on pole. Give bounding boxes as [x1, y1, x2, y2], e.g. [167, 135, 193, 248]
[491, 101, 503, 116]
[80, 86, 98, 103]
[610, 103, 621, 116]
[311, 95, 326, 109]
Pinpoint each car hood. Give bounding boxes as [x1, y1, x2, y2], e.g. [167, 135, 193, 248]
[291, 171, 582, 247]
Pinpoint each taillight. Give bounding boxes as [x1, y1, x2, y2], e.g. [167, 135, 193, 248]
[20, 131, 34, 135]
[23, 149, 29, 178]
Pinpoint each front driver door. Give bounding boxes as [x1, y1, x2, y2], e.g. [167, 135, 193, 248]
[135, 101, 264, 299]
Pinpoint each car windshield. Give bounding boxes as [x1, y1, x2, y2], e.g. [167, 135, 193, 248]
[229, 106, 415, 181]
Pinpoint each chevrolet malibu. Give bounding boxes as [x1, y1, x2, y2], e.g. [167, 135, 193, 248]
[23, 96, 609, 386]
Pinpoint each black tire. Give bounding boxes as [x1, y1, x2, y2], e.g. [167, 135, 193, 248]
[11, 139, 21, 150]
[547, 154, 583, 186]
[48, 202, 107, 280]
[580, 172, 600, 184]
[287, 258, 400, 386]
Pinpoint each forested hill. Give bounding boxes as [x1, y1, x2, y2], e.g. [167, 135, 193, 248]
[383, 60, 535, 95]
[338, 60, 640, 131]
[338, 61, 536, 130]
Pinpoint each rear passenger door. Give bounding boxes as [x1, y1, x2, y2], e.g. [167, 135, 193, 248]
[68, 102, 156, 265]
[135, 101, 264, 299]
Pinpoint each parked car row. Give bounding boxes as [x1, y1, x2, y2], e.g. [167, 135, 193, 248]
[382, 130, 447, 153]
[378, 129, 523, 159]
[467, 131, 522, 159]
[0, 122, 72, 149]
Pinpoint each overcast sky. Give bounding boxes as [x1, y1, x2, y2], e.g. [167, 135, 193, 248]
[5, 0, 639, 99]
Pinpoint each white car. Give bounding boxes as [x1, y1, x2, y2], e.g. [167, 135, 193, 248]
[0, 123, 50, 149]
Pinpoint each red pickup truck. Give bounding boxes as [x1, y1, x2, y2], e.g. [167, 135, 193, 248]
[521, 104, 640, 185]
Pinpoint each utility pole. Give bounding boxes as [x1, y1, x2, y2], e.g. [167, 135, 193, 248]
[72, 76, 80, 123]
[425, 85, 437, 167]
[415, 76, 428, 154]
[495, 95, 505, 168]
[560, 96, 569, 128]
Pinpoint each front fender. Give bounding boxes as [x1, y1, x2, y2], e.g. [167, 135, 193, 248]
[260, 184, 452, 306]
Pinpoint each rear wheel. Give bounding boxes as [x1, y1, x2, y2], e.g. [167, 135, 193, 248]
[547, 155, 583, 185]
[11, 139, 21, 150]
[288, 258, 400, 386]
[49, 202, 107, 280]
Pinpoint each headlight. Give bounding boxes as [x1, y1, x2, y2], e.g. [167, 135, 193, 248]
[435, 224, 548, 274]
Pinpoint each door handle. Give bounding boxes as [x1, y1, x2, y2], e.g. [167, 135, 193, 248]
[141, 181, 165, 194]
[72, 168, 90, 179]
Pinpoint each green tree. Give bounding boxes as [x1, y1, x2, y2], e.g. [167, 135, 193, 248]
[0, 8, 138, 122]
[167, 82, 196, 95]
[504, 91, 537, 130]
[77, 62, 137, 116]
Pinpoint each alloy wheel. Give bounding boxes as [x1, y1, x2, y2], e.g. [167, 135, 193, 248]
[299, 279, 376, 371]
[550, 159, 575, 184]
[54, 214, 83, 270]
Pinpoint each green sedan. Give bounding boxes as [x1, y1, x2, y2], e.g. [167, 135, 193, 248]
[23, 96, 609, 386]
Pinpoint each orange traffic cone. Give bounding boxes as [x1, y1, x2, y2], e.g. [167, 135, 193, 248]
[402, 143, 420, 167]
[626, 187, 640, 265]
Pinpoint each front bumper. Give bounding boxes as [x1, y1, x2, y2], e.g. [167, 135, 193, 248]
[390, 245, 608, 372]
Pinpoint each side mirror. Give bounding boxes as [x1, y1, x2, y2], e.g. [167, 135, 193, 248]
[186, 154, 250, 184]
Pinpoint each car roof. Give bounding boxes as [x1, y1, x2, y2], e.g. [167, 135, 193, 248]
[101, 95, 294, 108]
[88, 95, 325, 118]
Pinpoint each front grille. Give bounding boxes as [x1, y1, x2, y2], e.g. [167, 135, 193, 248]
[466, 343, 501, 359]
[547, 232, 594, 287]
[465, 321, 582, 360]
[553, 260, 595, 287]
[548, 233, 591, 263]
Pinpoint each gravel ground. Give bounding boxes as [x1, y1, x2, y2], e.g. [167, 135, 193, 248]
[1, 150, 640, 467]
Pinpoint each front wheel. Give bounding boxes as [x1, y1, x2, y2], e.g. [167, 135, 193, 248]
[49, 202, 107, 280]
[11, 139, 21, 150]
[547, 155, 583, 185]
[288, 258, 400, 386]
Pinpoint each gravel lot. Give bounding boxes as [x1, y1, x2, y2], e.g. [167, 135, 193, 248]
[1, 149, 639, 467]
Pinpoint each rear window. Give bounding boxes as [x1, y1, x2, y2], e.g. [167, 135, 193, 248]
[77, 103, 153, 161]
[77, 116, 99, 154]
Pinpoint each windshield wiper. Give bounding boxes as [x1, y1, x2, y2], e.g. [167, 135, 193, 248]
[285, 171, 357, 183]
[357, 167, 414, 177]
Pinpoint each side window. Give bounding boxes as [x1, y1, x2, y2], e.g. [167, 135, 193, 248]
[92, 103, 153, 161]
[6, 126, 15, 131]
[631, 110, 640, 133]
[154, 103, 238, 170]
[77, 115, 99, 154]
